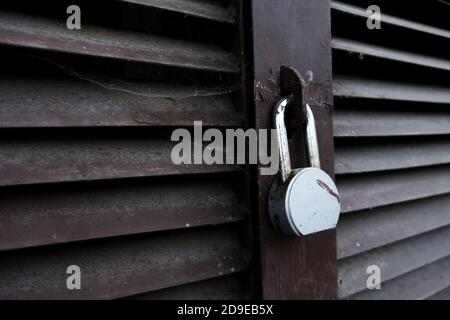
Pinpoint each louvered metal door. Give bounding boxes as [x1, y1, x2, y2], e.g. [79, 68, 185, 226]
[0, 0, 254, 299]
[332, 0, 450, 299]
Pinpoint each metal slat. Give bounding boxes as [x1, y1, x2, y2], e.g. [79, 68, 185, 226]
[0, 138, 237, 186]
[0, 178, 246, 251]
[331, 1, 450, 40]
[0, 78, 241, 128]
[339, 165, 450, 213]
[338, 226, 450, 298]
[335, 140, 450, 174]
[0, 11, 239, 73]
[349, 256, 450, 300]
[130, 274, 248, 300]
[117, 0, 235, 24]
[333, 38, 450, 71]
[0, 226, 249, 299]
[334, 109, 450, 137]
[428, 286, 450, 300]
[338, 195, 450, 259]
[333, 76, 450, 103]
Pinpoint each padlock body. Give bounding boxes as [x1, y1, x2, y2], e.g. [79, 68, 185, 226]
[269, 168, 341, 236]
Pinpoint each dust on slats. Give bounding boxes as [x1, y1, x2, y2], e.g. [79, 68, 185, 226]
[338, 226, 450, 298]
[338, 165, 450, 213]
[117, 0, 235, 24]
[0, 78, 241, 128]
[0, 138, 238, 186]
[333, 76, 450, 103]
[130, 274, 249, 300]
[0, 11, 239, 73]
[334, 109, 450, 137]
[0, 177, 246, 251]
[338, 194, 450, 259]
[349, 256, 450, 300]
[335, 139, 450, 174]
[0, 226, 249, 299]
[333, 37, 450, 71]
[331, 1, 450, 39]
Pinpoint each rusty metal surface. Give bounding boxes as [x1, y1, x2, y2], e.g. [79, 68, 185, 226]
[252, 0, 337, 299]
[0, 176, 246, 251]
[0, 78, 242, 128]
[0, 226, 249, 299]
[338, 226, 450, 298]
[334, 108, 450, 137]
[335, 139, 450, 174]
[0, 10, 239, 73]
[338, 194, 450, 259]
[118, 0, 236, 24]
[339, 165, 450, 213]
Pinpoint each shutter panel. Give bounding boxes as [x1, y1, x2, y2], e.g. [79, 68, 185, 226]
[0, 0, 253, 299]
[332, 1, 450, 299]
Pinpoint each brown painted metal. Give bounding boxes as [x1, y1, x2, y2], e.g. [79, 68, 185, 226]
[0, 0, 251, 300]
[333, 76, 450, 103]
[0, 176, 246, 251]
[338, 194, 450, 259]
[351, 256, 450, 300]
[0, 226, 249, 299]
[0, 11, 239, 73]
[0, 78, 242, 128]
[339, 165, 450, 213]
[118, 0, 236, 24]
[0, 138, 239, 186]
[251, 0, 337, 299]
[132, 274, 250, 300]
[334, 108, 450, 137]
[335, 139, 450, 174]
[339, 225, 450, 298]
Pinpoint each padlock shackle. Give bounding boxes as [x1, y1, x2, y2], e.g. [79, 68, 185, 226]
[273, 96, 321, 183]
[274, 96, 293, 183]
[306, 104, 321, 169]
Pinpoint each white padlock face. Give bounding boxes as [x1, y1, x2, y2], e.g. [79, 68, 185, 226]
[285, 168, 340, 236]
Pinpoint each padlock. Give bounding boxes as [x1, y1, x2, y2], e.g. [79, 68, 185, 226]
[268, 95, 341, 236]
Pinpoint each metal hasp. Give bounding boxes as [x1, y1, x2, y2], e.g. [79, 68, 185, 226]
[268, 73, 341, 236]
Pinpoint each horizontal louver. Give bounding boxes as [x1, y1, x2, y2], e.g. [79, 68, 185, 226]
[0, 0, 252, 299]
[0, 226, 249, 299]
[0, 11, 239, 72]
[332, 0, 450, 299]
